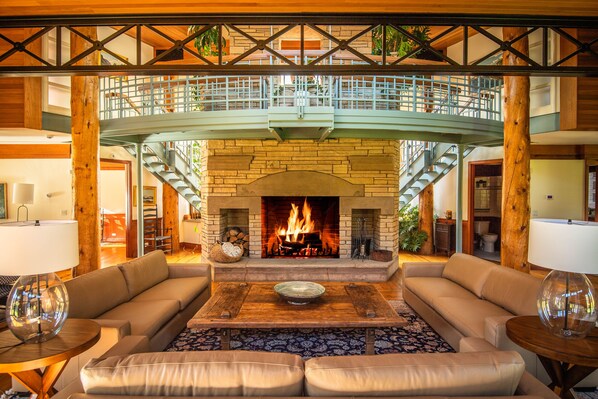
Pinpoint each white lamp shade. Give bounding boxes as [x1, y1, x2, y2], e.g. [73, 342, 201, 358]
[0, 220, 79, 275]
[12, 183, 34, 205]
[528, 218, 598, 274]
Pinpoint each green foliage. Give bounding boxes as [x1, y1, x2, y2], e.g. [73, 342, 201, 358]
[188, 25, 229, 56]
[371, 26, 430, 58]
[399, 205, 429, 253]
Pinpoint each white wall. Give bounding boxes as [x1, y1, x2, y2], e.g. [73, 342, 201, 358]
[432, 146, 504, 219]
[0, 158, 73, 221]
[100, 169, 126, 214]
[530, 159, 585, 220]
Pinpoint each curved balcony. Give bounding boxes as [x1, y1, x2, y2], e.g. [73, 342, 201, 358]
[99, 74, 504, 145]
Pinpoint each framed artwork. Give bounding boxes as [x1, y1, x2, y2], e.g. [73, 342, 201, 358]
[0, 183, 6, 219]
[133, 185, 157, 207]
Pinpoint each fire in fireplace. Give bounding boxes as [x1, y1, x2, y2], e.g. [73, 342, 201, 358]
[261, 196, 339, 258]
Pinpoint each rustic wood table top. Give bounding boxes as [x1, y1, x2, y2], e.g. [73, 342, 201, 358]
[506, 315, 598, 368]
[188, 282, 407, 329]
[0, 318, 101, 372]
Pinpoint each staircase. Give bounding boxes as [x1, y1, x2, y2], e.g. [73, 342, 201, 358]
[126, 142, 201, 210]
[399, 141, 473, 209]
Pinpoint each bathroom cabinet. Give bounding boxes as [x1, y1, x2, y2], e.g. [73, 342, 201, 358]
[434, 219, 456, 256]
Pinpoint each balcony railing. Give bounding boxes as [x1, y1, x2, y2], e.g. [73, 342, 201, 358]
[100, 74, 503, 122]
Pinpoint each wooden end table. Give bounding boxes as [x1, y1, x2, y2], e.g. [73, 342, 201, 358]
[0, 319, 101, 399]
[506, 315, 598, 399]
[188, 282, 407, 355]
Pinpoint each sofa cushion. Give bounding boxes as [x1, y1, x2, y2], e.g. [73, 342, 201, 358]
[97, 300, 179, 337]
[118, 250, 169, 298]
[304, 351, 525, 396]
[405, 277, 479, 306]
[81, 351, 304, 397]
[482, 266, 542, 316]
[131, 276, 209, 310]
[433, 297, 513, 338]
[442, 253, 495, 297]
[65, 266, 129, 319]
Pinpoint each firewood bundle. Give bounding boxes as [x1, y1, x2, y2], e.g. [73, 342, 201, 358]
[223, 227, 250, 257]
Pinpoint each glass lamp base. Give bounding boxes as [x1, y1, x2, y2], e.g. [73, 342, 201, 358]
[537, 270, 597, 339]
[6, 273, 69, 343]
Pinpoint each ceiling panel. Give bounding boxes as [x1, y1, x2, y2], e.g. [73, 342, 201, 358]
[2, 1, 597, 17]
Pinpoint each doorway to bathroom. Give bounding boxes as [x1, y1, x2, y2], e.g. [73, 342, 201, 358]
[468, 159, 503, 263]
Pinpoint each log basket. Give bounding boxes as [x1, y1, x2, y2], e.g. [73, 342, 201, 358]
[209, 242, 243, 263]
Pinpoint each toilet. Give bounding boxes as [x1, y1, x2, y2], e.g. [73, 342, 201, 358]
[474, 221, 498, 253]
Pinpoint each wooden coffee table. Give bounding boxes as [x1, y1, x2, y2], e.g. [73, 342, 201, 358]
[188, 282, 407, 355]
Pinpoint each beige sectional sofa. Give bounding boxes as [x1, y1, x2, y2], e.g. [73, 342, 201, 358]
[54, 338, 557, 399]
[402, 252, 597, 387]
[56, 250, 212, 389]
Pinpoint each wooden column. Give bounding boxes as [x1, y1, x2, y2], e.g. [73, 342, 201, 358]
[163, 183, 180, 252]
[418, 184, 434, 255]
[501, 27, 531, 273]
[71, 27, 100, 276]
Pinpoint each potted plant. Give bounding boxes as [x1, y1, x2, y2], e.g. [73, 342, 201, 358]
[371, 25, 441, 61]
[188, 25, 229, 56]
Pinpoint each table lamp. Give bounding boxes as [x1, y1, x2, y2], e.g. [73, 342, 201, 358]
[528, 219, 598, 338]
[12, 183, 34, 222]
[0, 220, 79, 343]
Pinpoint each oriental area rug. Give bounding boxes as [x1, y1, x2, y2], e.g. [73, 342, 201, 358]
[166, 300, 454, 357]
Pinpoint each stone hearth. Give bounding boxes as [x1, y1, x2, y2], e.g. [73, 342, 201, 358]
[200, 138, 400, 281]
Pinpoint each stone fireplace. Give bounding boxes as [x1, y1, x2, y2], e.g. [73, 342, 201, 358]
[200, 138, 400, 282]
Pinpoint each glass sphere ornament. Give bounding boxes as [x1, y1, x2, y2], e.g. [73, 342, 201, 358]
[6, 272, 69, 343]
[537, 270, 597, 339]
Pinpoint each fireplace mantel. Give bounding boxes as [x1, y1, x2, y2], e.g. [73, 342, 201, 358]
[236, 170, 365, 197]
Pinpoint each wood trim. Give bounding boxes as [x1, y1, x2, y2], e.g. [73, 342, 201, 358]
[467, 159, 503, 256]
[100, 158, 133, 258]
[531, 145, 598, 159]
[0, 144, 70, 158]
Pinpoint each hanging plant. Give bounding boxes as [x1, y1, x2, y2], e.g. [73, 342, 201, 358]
[188, 25, 229, 57]
[371, 25, 432, 59]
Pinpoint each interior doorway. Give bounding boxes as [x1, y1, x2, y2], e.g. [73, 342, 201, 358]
[468, 159, 503, 262]
[100, 159, 133, 258]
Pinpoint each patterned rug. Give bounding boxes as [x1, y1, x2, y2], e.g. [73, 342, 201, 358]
[166, 300, 454, 358]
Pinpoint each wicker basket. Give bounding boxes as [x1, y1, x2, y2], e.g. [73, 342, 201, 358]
[209, 242, 243, 263]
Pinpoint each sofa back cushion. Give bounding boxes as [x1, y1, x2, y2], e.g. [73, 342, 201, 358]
[81, 351, 304, 397]
[65, 266, 129, 319]
[304, 351, 525, 397]
[118, 250, 169, 298]
[442, 253, 495, 297]
[482, 266, 542, 315]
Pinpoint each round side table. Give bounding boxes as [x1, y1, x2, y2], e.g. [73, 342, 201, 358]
[0, 319, 101, 399]
[506, 315, 598, 399]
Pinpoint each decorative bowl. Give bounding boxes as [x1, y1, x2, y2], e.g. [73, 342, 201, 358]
[274, 281, 326, 305]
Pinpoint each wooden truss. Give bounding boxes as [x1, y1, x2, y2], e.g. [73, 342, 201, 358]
[0, 14, 597, 76]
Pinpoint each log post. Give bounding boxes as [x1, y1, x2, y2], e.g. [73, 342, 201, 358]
[71, 27, 100, 276]
[418, 184, 434, 255]
[501, 27, 531, 273]
[163, 183, 180, 252]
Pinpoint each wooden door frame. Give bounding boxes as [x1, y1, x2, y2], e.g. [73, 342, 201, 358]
[587, 159, 598, 222]
[99, 158, 133, 257]
[467, 159, 503, 254]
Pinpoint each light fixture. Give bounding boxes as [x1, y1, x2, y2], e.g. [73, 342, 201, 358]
[12, 183, 34, 222]
[0, 220, 79, 343]
[528, 218, 598, 339]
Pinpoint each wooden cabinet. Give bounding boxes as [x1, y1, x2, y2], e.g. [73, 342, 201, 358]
[435, 219, 456, 256]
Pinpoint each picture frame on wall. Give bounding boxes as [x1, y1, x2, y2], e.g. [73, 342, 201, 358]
[133, 185, 157, 207]
[0, 183, 7, 219]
